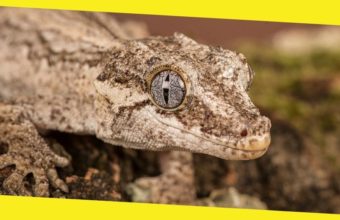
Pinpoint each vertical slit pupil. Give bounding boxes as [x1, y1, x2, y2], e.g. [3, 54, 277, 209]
[163, 74, 170, 105]
[163, 88, 169, 104]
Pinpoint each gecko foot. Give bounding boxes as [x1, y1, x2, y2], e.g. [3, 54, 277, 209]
[0, 146, 70, 196]
[0, 104, 70, 196]
[126, 151, 196, 204]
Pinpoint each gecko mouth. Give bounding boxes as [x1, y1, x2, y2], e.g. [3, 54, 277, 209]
[172, 133, 270, 159]
[147, 108, 271, 159]
[185, 132, 271, 160]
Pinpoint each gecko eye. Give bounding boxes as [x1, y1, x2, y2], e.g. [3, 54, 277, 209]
[150, 70, 186, 109]
[147, 65, 189, 110]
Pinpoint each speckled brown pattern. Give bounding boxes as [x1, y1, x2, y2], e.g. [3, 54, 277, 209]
[0, 8, 271, 202]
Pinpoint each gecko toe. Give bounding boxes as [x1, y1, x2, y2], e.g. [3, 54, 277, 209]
[52, 154, 70, 168]
[47, 168, 69, 193]
[32, 168, 50, 197]
[3, 172, 24, 193]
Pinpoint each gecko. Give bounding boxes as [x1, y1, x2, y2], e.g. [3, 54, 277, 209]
[0, 8, 271, 204]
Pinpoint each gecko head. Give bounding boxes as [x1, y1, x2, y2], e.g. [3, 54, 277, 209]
[94, 33, 271, 160]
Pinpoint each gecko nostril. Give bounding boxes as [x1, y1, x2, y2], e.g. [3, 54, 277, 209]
[240, 129, 248, 137]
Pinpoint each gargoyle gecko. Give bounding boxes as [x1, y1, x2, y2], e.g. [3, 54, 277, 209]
[0, 8, 271, 203]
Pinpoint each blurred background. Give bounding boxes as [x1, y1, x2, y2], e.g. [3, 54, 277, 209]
[112, 14, 340, 213]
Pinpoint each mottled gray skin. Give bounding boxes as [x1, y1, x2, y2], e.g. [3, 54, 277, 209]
[0, 8, 271, 203]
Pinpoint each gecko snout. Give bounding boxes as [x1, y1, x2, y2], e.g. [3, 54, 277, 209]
[237, 116, 271, 151]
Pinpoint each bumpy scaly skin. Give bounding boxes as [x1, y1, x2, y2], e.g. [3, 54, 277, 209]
[0, 8, 271, 201]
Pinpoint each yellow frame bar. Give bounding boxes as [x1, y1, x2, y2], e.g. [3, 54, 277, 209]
[0, 0, 340, 25]
[1, 195, 339, 220]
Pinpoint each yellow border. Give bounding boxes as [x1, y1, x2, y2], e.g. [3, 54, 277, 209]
[0, 1, 340, 219]
[0, 0, 340, 25]
[1, 195, 339, 220]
